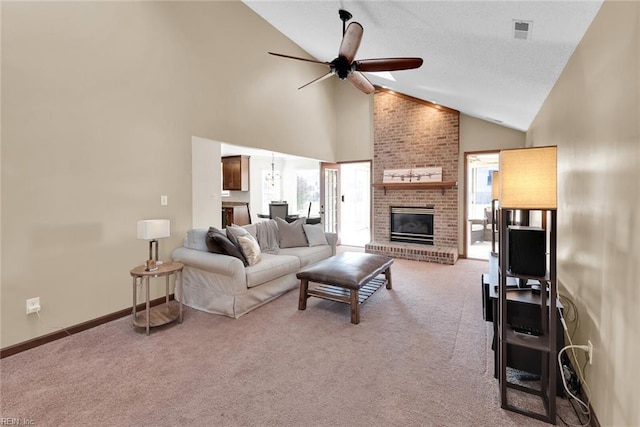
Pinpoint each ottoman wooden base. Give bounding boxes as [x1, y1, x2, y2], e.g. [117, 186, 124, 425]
[296, 252, 393, 324]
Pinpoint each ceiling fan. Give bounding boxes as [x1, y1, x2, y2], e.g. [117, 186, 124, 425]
[269, 9, 423, 94]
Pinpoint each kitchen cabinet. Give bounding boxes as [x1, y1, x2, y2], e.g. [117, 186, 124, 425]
[222, 156, 249, 191]
[222, 202, 250, 228]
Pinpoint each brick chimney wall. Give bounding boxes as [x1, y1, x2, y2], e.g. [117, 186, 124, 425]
[372, 90, 459, 249]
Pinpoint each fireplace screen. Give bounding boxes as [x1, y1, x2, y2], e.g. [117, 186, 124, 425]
[390, 206, 434, 245]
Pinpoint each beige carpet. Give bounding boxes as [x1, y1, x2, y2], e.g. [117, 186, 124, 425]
[0, 257, 579, 426]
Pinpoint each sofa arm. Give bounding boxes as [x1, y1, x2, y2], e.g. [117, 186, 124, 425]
[324, 232, 337, 256]
[171, 247, 245, 277]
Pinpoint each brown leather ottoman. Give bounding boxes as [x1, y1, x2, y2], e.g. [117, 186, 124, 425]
[296, 252, 393, 324]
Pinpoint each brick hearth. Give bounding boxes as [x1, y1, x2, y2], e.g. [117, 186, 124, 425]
[366, 90, 459, 264]
[365, 241, 458, 265]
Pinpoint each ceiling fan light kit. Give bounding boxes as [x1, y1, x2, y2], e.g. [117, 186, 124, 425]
[269, 9, 423, 95]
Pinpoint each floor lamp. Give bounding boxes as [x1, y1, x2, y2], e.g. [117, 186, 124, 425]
[497, 145, 558, 422]
[491, 170, 499, 256]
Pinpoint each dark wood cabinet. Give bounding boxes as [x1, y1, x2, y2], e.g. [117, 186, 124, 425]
[222, 155, 249, 191]
[221, 202, 250, 228]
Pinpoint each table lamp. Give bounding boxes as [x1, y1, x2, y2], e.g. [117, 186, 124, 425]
[137, 219, 170, 271]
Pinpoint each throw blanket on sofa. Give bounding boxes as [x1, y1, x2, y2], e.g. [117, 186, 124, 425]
[256, 220, 280, 254]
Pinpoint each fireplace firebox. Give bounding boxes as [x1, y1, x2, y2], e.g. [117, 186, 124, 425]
[390, 206, 434, 245]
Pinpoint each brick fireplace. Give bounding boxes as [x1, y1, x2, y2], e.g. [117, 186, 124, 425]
[365, 90, 459, 265]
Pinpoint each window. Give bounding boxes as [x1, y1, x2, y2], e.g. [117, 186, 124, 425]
[262, 170, 281, 214]
[295, 169, 320, 215]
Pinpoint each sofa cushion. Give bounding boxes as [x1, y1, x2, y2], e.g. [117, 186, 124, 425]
[276, 217, 308, 248]
[245, 253, 300, 288]
[186, 229, 209, 252]
[279, 245, 333, 268]
[205, 227, 227, 254]
[211, 232, 248, 266]
[236, 234, 262, 266]
[303, 223, 329, 247]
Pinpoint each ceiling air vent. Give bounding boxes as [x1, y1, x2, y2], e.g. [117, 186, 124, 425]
[513, 20, 532, 40]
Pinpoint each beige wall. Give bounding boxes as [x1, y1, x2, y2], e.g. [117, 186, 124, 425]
[335, 83, 374, 162]
[1, 2, 337, 347]
[526, 1, 639, 425]
[458, 114, 526, 255]
[192, 137, 222, 230]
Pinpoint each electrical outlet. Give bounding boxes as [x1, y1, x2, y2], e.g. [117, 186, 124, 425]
[26, 297, 41, 315]
[588, 340, 593, 364]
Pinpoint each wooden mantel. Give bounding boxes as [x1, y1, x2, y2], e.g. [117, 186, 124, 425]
[372, 181, 458, 195]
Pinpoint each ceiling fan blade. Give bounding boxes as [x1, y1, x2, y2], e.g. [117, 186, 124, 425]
[268, 52, 330, 66]
[298, 71, 335, 90]
[338, 22, 363, 63]
[355, 57, 424, 72]
[347, 71, 375, 94]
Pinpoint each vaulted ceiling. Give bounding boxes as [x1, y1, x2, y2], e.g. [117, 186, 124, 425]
[244, 0, 603, 131]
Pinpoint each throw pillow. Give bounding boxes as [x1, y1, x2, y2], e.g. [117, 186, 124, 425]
[227, 225, 254, 265]
[211, 233, 248, 267]
[226, 225, 249, 248]
[205, 227, 227, 254]
[275, 217, 308, 248]
[186, 229, 209, 252]
[303, 223, 328, 247]
[236, 234, 262, 266]
[240, 223, 258, 239]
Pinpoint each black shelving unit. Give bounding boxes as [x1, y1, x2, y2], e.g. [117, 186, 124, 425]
[498, 208, 557, 424]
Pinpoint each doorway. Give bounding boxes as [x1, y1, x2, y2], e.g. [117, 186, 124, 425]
[340, 162, 371, 246]
[465, 152, 499, 260]
[320, 161, 371, 247]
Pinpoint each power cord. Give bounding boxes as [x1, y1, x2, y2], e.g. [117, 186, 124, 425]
[558, 346, 591, 424]
[558, 306, 592, 427]
[559, 292, 579, 338]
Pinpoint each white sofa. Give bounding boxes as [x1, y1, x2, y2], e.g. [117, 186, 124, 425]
[171, 223, 337, 318]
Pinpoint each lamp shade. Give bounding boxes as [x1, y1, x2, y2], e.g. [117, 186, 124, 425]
[137, 219, 170, 240]
[499, 146, 557, 209]
[491, 171, 500, 200]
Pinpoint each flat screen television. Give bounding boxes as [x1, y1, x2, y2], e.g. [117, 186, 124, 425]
[508, 226, 546, 277]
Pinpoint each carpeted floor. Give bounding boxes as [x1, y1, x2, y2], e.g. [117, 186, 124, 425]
[0, 256, 580, 426]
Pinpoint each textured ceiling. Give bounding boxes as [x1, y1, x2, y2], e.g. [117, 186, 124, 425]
[244, 0, 603, 131]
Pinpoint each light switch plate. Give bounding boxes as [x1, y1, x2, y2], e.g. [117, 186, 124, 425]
[26, 297, 41, 315]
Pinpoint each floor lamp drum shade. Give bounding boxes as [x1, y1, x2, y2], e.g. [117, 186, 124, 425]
[499, 146, 557, 210]
[491, 171, 500, 200]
